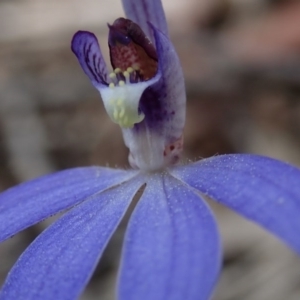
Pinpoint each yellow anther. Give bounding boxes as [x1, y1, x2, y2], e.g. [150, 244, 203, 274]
[119, 107, 125, 118]
[109, 73, 116, 79]
[117, 99, 123, 106]
[123, 116, 129, 127]
[123, 71, 130, 78]
[109, 83, 115, 88]
[114, 68, 122, 74]
[132, 63, 140, 70]
[113, 109, 118, 120]
[127, 67, 134, 73]
[119, 80, 125, 86]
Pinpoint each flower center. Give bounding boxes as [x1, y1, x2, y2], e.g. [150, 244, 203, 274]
[100, 18, 158, 129]
[101, 67, 158, 128]
[102, 67, 146, 128]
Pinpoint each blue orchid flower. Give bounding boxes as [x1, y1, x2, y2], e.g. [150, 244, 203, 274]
[0, 0, 300, 300]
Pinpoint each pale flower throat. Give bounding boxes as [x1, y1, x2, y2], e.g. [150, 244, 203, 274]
[101, 67, 157, 128]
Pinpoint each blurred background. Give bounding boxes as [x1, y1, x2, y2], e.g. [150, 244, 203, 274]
[1, 0, 300, 299]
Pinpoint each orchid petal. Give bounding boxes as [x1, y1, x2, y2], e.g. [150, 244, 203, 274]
[71, 31, 108, 88]
[0, 176, 144, 300]
[150, 24, 186, 138]
[121, 0, 168, 42]
[118, 174, 221, 300]
[122, 25, 186, 170]
[171, 154, 300, 254]
[0, 167, 138, 243]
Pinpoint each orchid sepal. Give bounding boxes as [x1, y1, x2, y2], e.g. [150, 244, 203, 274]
[121, 0, 169, 42]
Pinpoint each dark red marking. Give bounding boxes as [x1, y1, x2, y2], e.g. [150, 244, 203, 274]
[108, 18, 158, 80]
